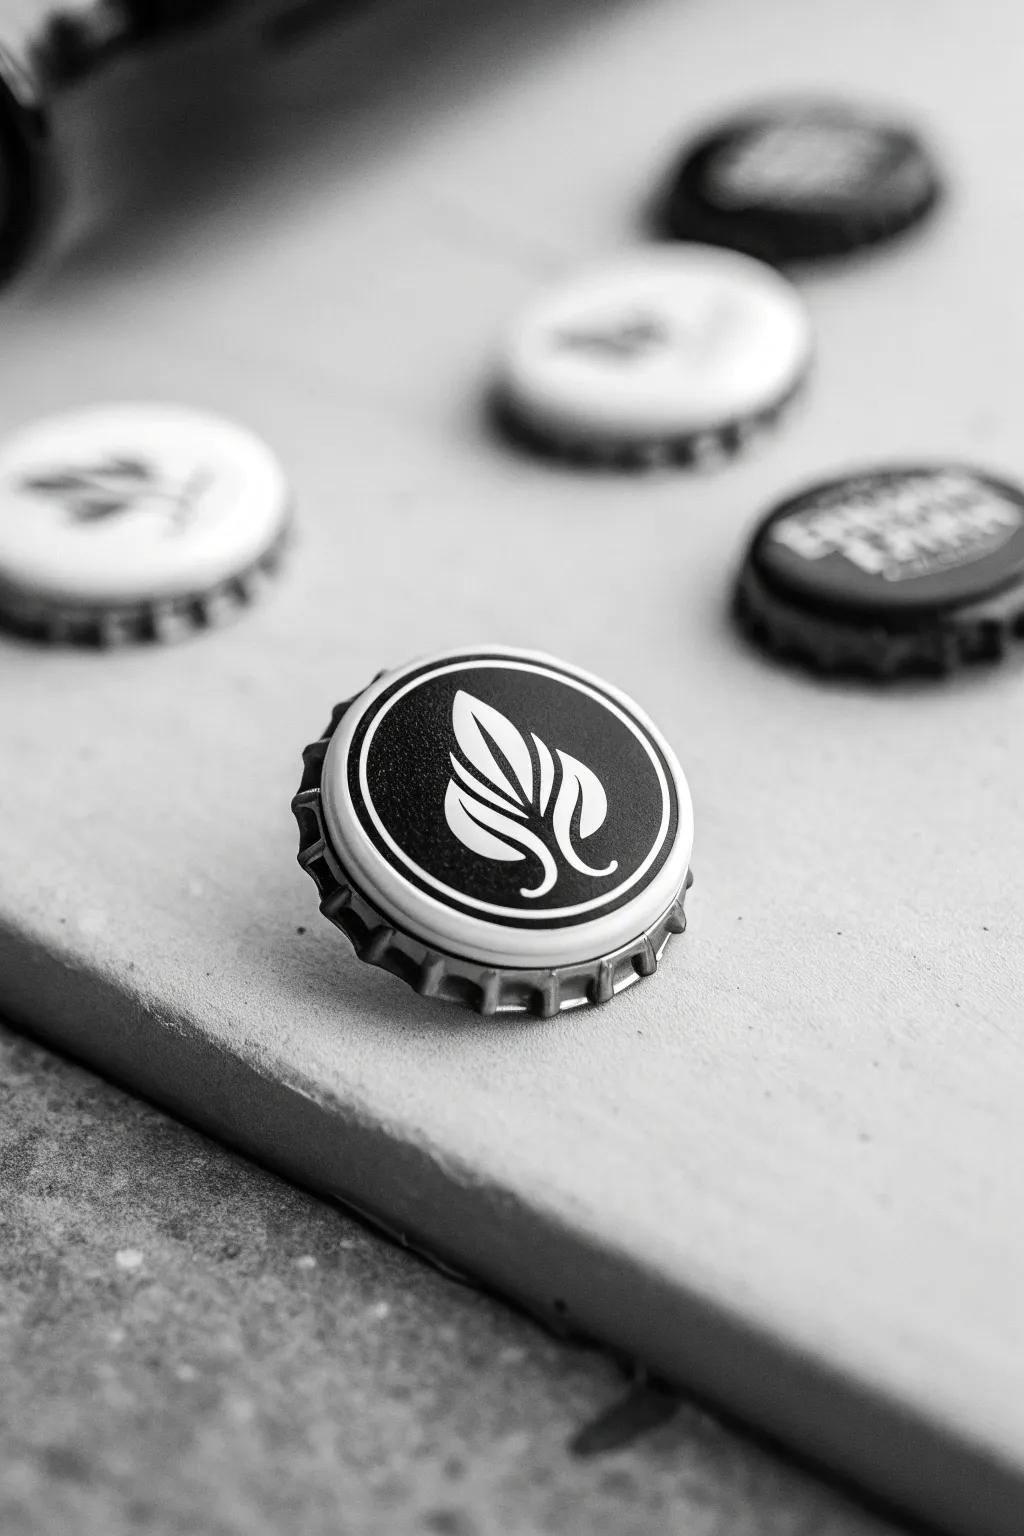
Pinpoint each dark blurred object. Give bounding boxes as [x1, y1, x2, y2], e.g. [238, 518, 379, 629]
[0, 0, 366, 284]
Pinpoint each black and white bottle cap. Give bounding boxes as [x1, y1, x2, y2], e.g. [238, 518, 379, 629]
[736, 465, 1024, 676]
[0, 403, 290, 643]
[293, 646, 694, 1014]
[492, 246, 811, 468]
[660, 100, 942, 263]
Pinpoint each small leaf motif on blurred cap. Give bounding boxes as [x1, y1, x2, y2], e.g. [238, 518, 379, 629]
[552, 311, 670, 361]
[444, 690, 618, 899]
[19, 456, 210, 534]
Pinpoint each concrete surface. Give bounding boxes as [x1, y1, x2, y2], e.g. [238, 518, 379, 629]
[0, 1019, 904, 1536]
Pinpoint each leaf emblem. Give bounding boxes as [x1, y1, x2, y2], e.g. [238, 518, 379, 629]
[452, 689, 534, 807]
[444, 690, 617, 899]
[552, 311, 670, 361]
[19, 458, 210, 533]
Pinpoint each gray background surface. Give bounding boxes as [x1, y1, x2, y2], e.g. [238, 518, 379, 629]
[1, 1020, 902, 1536]
[0, 0, 1021, 1532]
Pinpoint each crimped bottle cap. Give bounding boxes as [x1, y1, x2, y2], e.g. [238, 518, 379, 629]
[491, 246, 810, 469]
[293, 646, 694, 1014]
[660, 99, 941, 264]
[0, 403, 290, 643]
[736, 465, 1024, 676]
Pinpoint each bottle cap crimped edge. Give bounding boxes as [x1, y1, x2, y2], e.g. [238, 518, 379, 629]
[0, 517, 290, 645]
[292, 690, 693, 1017]
[734, 559, 1024, 677]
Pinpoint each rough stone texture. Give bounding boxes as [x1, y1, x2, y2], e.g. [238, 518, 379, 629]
[0, 1021, 903, 1536]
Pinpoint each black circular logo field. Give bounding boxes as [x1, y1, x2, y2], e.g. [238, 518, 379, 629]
[753, 467, 1024, 619]
[345, 655, 677, 929]
[701, 115, 922, 214]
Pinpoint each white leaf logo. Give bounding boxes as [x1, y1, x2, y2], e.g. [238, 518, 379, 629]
[444, 690, 618, 899]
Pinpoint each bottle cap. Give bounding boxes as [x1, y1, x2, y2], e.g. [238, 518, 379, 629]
[735, 465, 1024, 676]
[491, 246, 811, 469]
[659, 100, 941, 264]
[0, 403, 290, 643]
[293, 646, 694, 1015]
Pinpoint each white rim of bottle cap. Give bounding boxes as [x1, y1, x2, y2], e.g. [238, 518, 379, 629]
[0, 403, 289, 610]
[319, 645, 694, 970]
[494, 244, 811, 449]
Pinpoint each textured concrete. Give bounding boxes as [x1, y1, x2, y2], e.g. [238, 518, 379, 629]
[0, 1021, 903, 1536]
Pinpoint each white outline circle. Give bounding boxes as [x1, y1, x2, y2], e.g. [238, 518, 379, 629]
[321, 646, 694, 969]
